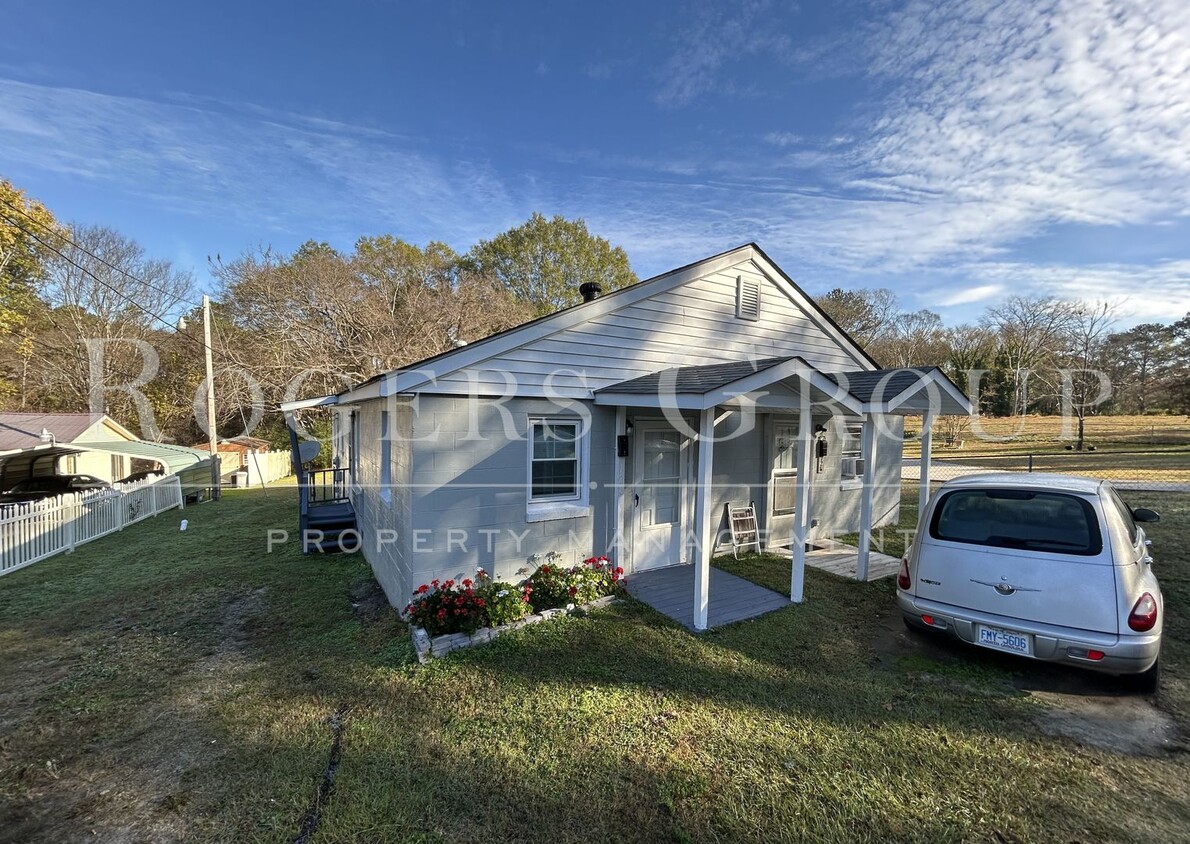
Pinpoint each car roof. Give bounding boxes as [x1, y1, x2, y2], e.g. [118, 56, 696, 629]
[939, 473, 1105, 495]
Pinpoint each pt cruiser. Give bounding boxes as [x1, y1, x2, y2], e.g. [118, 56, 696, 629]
[897, 474, 1162, 691]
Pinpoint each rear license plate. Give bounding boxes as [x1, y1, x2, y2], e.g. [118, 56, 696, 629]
[976, 624, 1033, 656]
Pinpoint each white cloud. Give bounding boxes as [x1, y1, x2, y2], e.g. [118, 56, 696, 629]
[929, 284, 1006, 308]
[962, 261, 1190, 320]
[0, 78, 516, 248]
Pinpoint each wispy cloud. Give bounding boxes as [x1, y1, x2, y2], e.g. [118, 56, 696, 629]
[0, 78, 516, 248]
[930, 284, 1006, 308]
[654, 0, 793, 106]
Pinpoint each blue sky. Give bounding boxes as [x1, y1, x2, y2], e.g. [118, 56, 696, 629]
[3, 0, 1190, 325]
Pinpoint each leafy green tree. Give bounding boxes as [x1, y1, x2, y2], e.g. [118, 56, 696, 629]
[0, 179, 61, 334]
[1101, 322, 1177, 414]
[467, 213, 637, 315]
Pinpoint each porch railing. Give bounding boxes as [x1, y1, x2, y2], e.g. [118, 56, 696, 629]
[307, 468, 350, 504]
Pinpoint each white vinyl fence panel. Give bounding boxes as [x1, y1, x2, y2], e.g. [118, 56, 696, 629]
[244, 450, 293, 487]
[0, 475, 184, 577]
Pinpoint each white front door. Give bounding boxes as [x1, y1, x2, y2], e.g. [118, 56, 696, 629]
[632, 423, 688, 571]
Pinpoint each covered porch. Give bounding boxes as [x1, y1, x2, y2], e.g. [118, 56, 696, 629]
[595, 358, 971, 631]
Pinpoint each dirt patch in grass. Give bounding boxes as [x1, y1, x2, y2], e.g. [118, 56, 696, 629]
[873, 600, 1187, 758]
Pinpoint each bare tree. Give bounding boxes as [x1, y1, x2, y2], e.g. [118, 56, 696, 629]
[982, 295, 1077, 416]
[818, 287, 899, 349]
[29, 225, 194, 436]
[1059, 301, 1115, 450]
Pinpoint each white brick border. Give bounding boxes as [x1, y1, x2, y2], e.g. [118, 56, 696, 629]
[411, 595, 618, 663]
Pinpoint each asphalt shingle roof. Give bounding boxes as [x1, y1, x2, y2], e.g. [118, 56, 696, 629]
[594, 357, 798, 395]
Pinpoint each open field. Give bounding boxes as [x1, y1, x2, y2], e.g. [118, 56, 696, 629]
[1, 484, 1188, 842]
[905, 414, 1190, 456]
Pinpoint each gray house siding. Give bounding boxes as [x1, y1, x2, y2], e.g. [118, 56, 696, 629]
[423, 259, 866, 398]
[351, 396, 621, 601]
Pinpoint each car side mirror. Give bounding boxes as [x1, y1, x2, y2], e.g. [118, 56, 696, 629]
[1132, 507, 1160, 524]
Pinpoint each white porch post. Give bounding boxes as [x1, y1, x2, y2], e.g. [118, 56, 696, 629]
[856, 415, 878, 581]
[918, 411, 934, 512]
[790, 395, 813, 603]
[693, 406, 715, 630]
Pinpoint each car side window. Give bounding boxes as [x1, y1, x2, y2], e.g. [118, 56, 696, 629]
[1105, 487, 1139, 546]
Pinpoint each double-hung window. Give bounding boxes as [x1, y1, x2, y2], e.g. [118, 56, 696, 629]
[839, 420, 865, 486]
[529, 419, 581, 502]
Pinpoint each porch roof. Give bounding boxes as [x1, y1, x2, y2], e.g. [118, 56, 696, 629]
[593, 358, 971, 416]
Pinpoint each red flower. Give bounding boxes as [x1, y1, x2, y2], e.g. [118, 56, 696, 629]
[540, 565, 551, 574]
[431, 579, 440, 588]
[443, 579, 455, 589]
[462, 578, 473, 588]
[522, 595, 530, 603]
[568, 586, 578, 596]
[436, 609, 447, 619]
[476, 598, 485, 607]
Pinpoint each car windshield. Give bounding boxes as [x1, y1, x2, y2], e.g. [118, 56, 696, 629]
[930, 489, 1103, 556]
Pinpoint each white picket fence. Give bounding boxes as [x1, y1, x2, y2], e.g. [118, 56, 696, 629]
[0, 474, 184, 577]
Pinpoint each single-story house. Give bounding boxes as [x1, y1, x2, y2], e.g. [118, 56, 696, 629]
[283, 243, 970, 630]
[0, 411, 214, 492]
[195, 435, 273, 469]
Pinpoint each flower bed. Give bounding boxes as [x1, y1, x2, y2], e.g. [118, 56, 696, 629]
[406, 554, 624, 662]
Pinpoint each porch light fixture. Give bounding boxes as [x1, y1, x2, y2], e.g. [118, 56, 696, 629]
[39, 428, 56, 446]
[625, 420, 634, 436]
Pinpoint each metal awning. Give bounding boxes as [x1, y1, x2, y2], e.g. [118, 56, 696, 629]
[0, 440, 212, 489]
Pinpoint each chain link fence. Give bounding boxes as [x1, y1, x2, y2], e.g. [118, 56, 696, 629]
[902, 449, 1190, 493]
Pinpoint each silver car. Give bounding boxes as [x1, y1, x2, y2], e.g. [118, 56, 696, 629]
[896, 474, 1162, 690]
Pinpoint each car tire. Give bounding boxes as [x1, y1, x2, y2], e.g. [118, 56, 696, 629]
[1124, 659, 1160, 695]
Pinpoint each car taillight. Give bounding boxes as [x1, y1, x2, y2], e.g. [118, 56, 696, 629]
[1128, 593, 1158, 632]
[897, 558, 911, 590]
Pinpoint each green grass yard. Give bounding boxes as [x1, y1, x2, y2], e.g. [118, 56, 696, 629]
[1, 484, 1188, 842]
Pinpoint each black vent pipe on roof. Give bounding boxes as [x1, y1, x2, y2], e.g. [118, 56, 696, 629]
[579, 282, 602, 302]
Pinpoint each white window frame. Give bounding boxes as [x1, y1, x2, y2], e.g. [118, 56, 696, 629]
[526, 417, 590, 521]
[839, 420, 865, 489]
[380, 409, 392, 504]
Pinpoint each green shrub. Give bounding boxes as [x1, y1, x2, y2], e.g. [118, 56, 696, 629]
[477, 578, 532, 626]
[525, 555, 623, 610]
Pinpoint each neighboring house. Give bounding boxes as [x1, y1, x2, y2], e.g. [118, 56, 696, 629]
[0, 412, 213, 491]
[284, 243, 970, 629]
[195, 435, 273, 469]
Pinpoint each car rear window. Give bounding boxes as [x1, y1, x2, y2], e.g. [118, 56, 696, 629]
[929, 489, 1102, 556]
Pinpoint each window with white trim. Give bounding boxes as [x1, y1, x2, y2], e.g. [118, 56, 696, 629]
[839, 420, 865, 482]
[529, 419, 582, 502]
[380, 410, 392, 501]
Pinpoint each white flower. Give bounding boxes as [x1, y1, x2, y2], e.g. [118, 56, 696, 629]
[497, 589, 509, 598]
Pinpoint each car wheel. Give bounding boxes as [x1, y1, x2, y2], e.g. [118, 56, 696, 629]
[1124, 659, 1160, 695]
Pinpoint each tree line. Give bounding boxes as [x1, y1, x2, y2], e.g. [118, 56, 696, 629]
[2, 176, 1186, 451]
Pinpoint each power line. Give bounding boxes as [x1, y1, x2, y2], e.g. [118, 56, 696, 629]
[1, 198, 202, 308]
[3, 196, 357, 353]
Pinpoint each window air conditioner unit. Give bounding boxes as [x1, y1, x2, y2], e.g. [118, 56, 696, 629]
[842, 457, 865, 478]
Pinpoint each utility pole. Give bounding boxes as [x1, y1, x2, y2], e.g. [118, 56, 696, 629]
[203, 294, 221, 501]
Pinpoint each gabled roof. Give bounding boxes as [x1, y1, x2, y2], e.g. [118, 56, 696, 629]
[592, 360, 972, 416]
[0, 412, 136, 452]
[337, 243, 879, 403]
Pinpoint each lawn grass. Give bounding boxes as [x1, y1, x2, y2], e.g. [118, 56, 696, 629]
[2, 483, 1189, 842]
[904, 413, 1190, 454]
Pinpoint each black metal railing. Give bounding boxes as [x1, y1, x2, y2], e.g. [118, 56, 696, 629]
[307, 467, 350, 504]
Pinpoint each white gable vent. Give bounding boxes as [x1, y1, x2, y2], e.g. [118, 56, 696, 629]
[736, 276, 761, 321]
